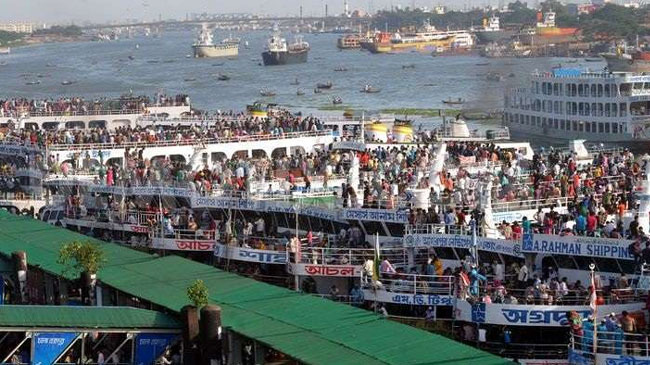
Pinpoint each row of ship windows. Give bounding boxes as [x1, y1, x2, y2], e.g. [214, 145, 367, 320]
[533, 81, 650, 97]
[507, 113, 627, 134]
[508, 100, 629, 117]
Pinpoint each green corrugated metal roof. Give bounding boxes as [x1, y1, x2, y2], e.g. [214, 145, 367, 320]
[0, 305, 181, 330]
[0, 211, 511, 365]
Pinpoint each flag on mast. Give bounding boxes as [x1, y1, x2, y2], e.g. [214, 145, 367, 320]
[589, 270, 597, 315]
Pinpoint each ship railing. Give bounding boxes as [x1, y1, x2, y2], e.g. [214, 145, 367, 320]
[490, 196, 569, 213]
[12, 108, 145, 118]
[471, 340, 568, 360]
[405, 223, 485, 237]
[46, 130, 333, 151]
[231, 235, 290, 252]
[569, 331, 650, 357]
[363, 272, 456, 296]
[153, 228, 216, 241]
[64, 208, 158, 227]
[470, 284, 644, 306]
[0, 191, 43, 201]
[296, 245, 408, 267]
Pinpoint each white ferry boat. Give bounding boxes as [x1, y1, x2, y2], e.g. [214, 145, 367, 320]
[504, 68, 650, 147]
[193, 23, 239, 58]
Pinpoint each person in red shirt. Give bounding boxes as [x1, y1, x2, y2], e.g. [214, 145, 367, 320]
[586, 212, 598, 236]
[511, 222, 523, 240]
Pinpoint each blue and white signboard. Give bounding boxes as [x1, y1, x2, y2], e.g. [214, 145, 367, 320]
[343, 208, 408, 223]
[521, 233, 634, 260]
[404, 234, 523, 258]
[32, 332, 78, 365]
[361, 289, 454, 306]
[134, 333, 179, 365]
[455, 300, 643, 327]
[214, 244, 287, 264]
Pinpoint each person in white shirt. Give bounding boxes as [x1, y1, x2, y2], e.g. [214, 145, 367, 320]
[518, 264, 529, 288]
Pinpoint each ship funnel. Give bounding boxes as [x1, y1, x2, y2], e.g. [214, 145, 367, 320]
[480, 178, 500, 238]
[638, 170, 650, 235]
[569, 139, 589, 160]
[429, 142, 447, 194]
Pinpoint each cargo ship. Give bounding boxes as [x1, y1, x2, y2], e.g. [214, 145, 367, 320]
[602, 42, 650, 72]
[535, 11, 578, 37]
[473, 16, 514, 44]
[337, 34, 362, 49]
[368, 20, 472, 54]
[262, 25, 309, 66]
[192, 23, 239, 58]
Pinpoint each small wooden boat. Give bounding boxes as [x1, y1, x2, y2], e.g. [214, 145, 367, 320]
[402, 64, 415, 69]
[290, 78, 299, 85]
[61, 80, 76, 86]
[217, 74, 230, 81]
[260, 88, 276, 97]
[184, 77, 196, 82]
[314, 88, 322, 94]
[360, 85, 381, 93]
[334, 66, 348, 72]
[442, 97, 464, 105]
[332, 96, 343, 105]
[475, 62, 490, 66]
[297, 89, 305, 96]
[316, 81, 333, 89]
[25, 80, 41, 85]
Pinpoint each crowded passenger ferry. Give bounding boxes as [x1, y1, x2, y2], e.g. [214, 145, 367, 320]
[2, 92, 650, 364]
[504, 67, 650, 148]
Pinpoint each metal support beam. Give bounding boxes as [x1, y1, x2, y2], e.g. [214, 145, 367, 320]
[108, 333, 134, 364]
[53, 333, 83, 364]
[1, 332, 31, 363]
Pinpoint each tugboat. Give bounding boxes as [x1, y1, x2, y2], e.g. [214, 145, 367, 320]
[262, 25, 309, 66]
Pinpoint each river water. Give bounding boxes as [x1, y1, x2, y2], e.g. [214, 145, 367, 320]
[0, 29, 605, 129]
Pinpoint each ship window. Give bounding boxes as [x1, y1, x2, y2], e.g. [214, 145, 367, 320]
[554, 255, 577, 269]
[598, 123, 604, 133]
[560, 120, 565, 130]
[598, 84, 603, 97]
[605, 104, 611, 117]
[525, 115, 530, 124]
[434, 247, 457, 260]
[620, 103, 627, 117]
[578, 122, 583, 132]
[613, 123, 618, 134]
[553, 83, 559, 96]
[362, 220, 385, 236]
[605, 123, 610, 133]
[612, 103, 618, 117]
[591, 103, 597, 117]
[385, 222, 404, 237]
[586, 122, 591, 133]
[573, 121, 578, 131]
[604, 84, 610, 97]
[591, 84, 597, 97]
[554, 119, 558, 129]
[478, 251, 501, 265]
[542, 117, 547, 127]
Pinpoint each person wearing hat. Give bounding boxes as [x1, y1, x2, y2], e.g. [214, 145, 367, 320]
[606, 312, 619, 332]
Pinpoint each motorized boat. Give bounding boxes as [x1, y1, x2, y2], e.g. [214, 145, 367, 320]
[314, 88, 322, 94]
[360, 84, 381, 93]
[184, 77, 197, 82]
[296, 89, 305, 96]
[332, 96, 343, 104]
[334, 66, 348, 72]
[316, 81, 333, 89]
[260, 88, 276, 97]
[442, 97, 465, 105]
[486, 72, 503, 82]
[402, 64, 416, 69]
[217, 74, 230, 81]
[25, 80, 41, 86]
[61, 80, 76, 86]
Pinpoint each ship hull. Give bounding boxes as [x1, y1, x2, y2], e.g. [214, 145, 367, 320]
[602, 54, 650, 73]
[474, 30, 515, 44]
[369, 39, 454, 54]
[262, 50, 308, 66]
[193, 45, 239, 58]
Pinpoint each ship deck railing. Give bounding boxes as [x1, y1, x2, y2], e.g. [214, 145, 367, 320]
[5, 108, 146, 119]
[569, 331, 650, 358]
[295, 245, 410, 268]
[469, 339, 568, 360]
[45, 130, 332, 151]
[405, 223, 487, 236]
[362, 272, 456, 296]
[64, 209, 158, 228]
[490, 196, 569, 213]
